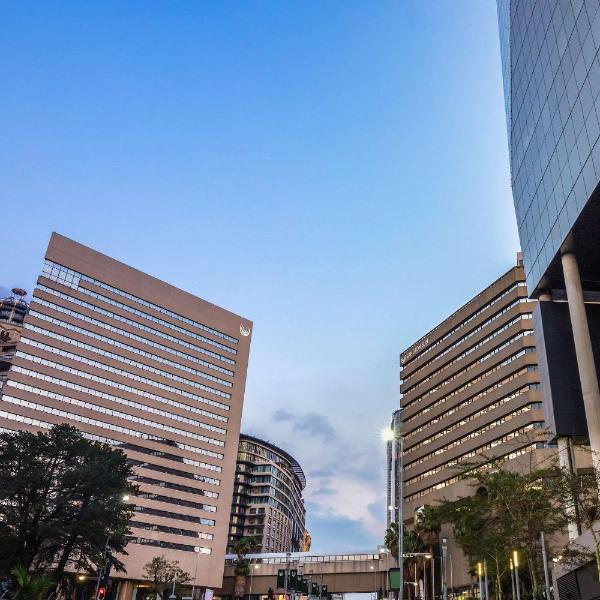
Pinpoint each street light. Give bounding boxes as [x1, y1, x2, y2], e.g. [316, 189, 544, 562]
[477, 563, 483, 600]
[512, 551, 521, 600]
[248, 564, 259, 600]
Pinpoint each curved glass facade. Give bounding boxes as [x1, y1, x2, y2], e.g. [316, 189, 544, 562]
[498, 0, 600, 294]
[227, 434, 307, 554]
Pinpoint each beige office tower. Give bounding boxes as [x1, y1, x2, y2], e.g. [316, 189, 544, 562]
[399, 255, 554, 589]
[0, 233, 252, 593]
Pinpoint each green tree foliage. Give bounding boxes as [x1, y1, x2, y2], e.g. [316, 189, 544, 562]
[0, 424, 136, 582]
[10, 566, 53, 600]
[552, 461, 600, 582]
[431, 460, 566, 600]
[143, 556, 191, 600]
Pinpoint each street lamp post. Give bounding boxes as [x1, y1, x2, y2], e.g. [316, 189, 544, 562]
[284, 552, 292, 600]
[483, 560, 488, 600]
[513, 551, 521, 600]
[441, 539, 448, 600]
[169, 575, 177, 600]
[477, 563, 483, 600]
[509, 560, 515, 600]
[191, 546, 201, 600]
[393, 410, 404, 600]
[540, 532, 551, 600]
[248, 564, 259, 600]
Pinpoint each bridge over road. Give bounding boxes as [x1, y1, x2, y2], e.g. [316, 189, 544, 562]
[217, 550, 398, 597]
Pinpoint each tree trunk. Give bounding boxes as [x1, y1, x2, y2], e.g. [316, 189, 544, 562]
[234, 575, 247, 600]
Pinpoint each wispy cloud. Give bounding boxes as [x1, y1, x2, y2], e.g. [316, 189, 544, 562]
[273, 409, 337, 440]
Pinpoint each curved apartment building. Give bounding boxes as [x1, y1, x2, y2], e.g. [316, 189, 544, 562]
[227, 434, 307, 554]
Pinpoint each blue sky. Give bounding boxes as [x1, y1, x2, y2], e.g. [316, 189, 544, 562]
[1, 2, 518, 553]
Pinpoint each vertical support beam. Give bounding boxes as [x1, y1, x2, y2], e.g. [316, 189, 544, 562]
[561, 251, 600, 470]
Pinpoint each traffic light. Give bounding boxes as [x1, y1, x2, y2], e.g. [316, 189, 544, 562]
[97, 586, 106, 600]
[277, 570, 286, 589]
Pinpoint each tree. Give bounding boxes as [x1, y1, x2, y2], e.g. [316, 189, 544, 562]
[233, 538, 258, 600]
[0, 424, 137, 582]
[10, 566, 53, 600]
[432, 459, 566, 600]
[553, 459, 600, 582]
[143, 556, 191, 600]
[383, 523, 428, 600]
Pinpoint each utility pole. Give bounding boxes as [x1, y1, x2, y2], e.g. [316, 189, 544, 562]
[477, 563, 483, 600]
[540, 532, 551, 600]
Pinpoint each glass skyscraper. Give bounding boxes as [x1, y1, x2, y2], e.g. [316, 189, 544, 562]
[497, 1, 600, 571]
[498, 0, 600, 295]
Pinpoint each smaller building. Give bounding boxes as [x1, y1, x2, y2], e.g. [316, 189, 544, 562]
[0, 289, 28, 391]
[385, 410, 401, 528]
[227, 434, 307, 554]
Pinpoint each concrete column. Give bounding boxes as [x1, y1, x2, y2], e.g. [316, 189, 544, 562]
[557, 437, 580, 540]
[561, 251, 600, 470]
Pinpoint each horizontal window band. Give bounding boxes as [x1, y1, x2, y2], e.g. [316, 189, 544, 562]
[44, 259, 238, 344]
[10, 364, 227, 435]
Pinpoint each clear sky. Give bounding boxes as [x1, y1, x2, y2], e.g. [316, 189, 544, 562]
[1, 2, 517, 553]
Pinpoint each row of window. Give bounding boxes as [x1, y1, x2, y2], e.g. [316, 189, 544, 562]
[6, 380, 225, 451]
[403, 299, 531, 383]
[129, 458, 220, 486]
[404, 385, 535, 457]
[403, 315, 533, 395]
[401, 282, 527, 367]
[136, 491, 216, 513]
[0, 413, 223, 491]
[25, 311, 230, 377]
[404, 403, 539, 473]
[44, 260, 238, 344]
[403, 338, 535, 410]
[12, 361, 227, 436]
[130, 521, 214, 541]
[38, 284, 237, 361]
[404, 443, 538, 502]
[134, 505, 215, 526]
[127, 536, 203, 553]
[130, 474, 218, 498]
[43, 267, 238, 356]
[404, 361, 536, 427]
[405, 423, 542, 486]
[33, 296, 235, 396]
[1, 392, 223, 471]
[21, 330, 230, 412]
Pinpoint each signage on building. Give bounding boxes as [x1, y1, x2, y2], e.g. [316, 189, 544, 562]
[400, 337, 429, 366]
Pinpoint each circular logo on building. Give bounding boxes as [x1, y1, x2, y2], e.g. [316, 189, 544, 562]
[240, 324, 251, 337]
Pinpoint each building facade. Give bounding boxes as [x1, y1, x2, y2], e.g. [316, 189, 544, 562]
[385, 411, 401, 528]
[227, 434, 306, 554]
[398, 257, 552, 587]
[498, 2, 600, 591]
[497, 0, 600, 297]
[0, 233, 252, 591]
[0, 289, 28, 390]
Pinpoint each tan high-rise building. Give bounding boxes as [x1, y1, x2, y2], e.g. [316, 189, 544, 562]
[0, 233, 252, 592]
[398, 255, 553, 588]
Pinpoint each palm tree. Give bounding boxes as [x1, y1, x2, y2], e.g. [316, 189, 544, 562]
[384, 524, 428, 600]
[233, 538, 259, 600]
[11, 566, 53, 600]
